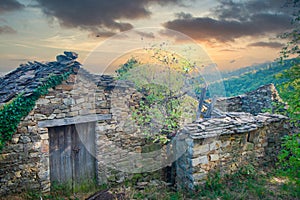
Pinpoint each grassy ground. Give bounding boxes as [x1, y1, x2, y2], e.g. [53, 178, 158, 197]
[2, 165, 299, 200]
[121, 165, 299, 200]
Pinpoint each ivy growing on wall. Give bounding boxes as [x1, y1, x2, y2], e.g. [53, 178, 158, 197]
[0, 70, 73, 151]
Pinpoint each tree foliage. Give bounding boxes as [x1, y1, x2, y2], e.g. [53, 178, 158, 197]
[209, 60, 295, 97]
[276, 0, 300, 180]
[116, 51, 200, 144]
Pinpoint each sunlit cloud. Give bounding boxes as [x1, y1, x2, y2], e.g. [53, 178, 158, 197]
[163, 0, 294, 42]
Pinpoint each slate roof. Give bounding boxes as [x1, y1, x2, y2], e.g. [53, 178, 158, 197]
[0, 52, 135, 105]
[0, 52, 82, 104]
[182, 112, 288, 139]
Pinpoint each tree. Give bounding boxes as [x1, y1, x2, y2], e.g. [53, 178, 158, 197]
[115, 49, 201, 144]
[277, 0, 300, 126]
[276, 0, 300, 180]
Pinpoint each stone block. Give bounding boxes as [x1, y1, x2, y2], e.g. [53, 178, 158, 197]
[41, 141, 49, 153]
[30, 152, 39, 158]
[209, 140, 221, 151]
[56, 113, 65, 118]
[79, 109, 90, 115]
[36, 98, 50, 105]
[60, 84, 73, 91]
[70, 106, 81, 111]
[15, 171, 22, 178]
[84, 103, 94, 109]
[193, 144, 209, 156]
[17, 126, 27, 133]
[210, 154, 219, 161]
[48, 114, 56, 120]
[45, 95, 55, 99]
[34, 114, 47, 121]
[88, 109, 96, 114]
[50, 98, 61, 104]
[28, 126, 38, 134]
[20, 136, 31, 143]
[76, 98, 85, 104]
[40, 134, 48, 140]
[65, 111, 78, 117]
[63, 98, 75, 106]
[192, 156, 208, 167]
[39, 105, 56, 115]
[53, 109, 61, 114]
[11, 137, 19, 144]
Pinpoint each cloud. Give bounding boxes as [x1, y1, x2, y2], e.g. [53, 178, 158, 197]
[248, 41, 284, 48]
[0, 0, 24, 14]
[175, 12, 193, 19]
[212, 0, 292, 22]
[218, 49, 239, 52]
[135, 30, 155, 39]
[0, 25, 16, 34]
[163, 0, 294, 42]
[35, 0, 184, 36]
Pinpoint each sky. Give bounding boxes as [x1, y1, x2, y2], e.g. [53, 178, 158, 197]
[0, 0, 296, 75]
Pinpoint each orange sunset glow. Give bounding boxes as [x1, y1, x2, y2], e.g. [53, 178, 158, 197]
[0, 0, 295, 74]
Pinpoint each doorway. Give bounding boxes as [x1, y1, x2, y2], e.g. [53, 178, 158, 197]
[49, 122, 96, 188]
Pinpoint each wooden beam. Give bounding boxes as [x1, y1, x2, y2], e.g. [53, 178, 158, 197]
[38, 114, 112, 128]
[196, 85, 207, 120]
[204, 96, 216, 118]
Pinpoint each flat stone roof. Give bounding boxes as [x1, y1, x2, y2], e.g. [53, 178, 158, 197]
[181, 112, 288, 139]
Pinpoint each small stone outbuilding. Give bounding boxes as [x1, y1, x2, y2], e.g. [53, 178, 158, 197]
[0, 52, 154, 195]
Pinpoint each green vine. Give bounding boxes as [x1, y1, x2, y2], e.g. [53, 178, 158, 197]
[0, 70, 73, 151]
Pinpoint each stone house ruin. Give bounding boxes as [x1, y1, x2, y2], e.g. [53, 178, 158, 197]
[0, 52, 290, 195]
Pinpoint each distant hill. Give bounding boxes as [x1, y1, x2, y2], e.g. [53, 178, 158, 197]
[211, 59, 297, 97]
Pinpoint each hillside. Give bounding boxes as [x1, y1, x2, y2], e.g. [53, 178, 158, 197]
[215, 59, 297, 97]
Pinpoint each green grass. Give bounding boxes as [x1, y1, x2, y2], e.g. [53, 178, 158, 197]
[123, 164, 299, 200]
[4, 164, 299, 200]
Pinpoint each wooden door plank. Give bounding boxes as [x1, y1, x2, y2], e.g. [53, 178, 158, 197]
[77, 123, 87, 182]
[49, 127, 60, 183]
[71, 124, 80, 184]
[58, 127, 66, 183]
[64, 125, 73, 186]
[86, 122, 96, 180]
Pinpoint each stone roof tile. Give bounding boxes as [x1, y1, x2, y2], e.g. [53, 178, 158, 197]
[0, 51, 81, 104]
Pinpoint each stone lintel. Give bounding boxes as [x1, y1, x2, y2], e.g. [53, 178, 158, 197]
[38, 114, 112, 128]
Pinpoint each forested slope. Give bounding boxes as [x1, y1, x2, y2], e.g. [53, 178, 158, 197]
[215, 59, 296, 97]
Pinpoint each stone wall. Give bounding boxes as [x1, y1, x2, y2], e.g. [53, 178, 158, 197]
[215, 84, 284, 115]
[0, 72, 111, 195]
[175, 112, 289, 190]
[95, 80, 166, 184]
[0, 72, 162, 195]
[0, 64, 290, 196]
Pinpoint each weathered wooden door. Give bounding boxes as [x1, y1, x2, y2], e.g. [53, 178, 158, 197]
[49, 122, 96, 187]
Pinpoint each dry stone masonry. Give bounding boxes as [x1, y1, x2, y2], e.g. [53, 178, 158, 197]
[0, 52, 291, 196]
[175, 112, 289, 190]
[215, 84, 284, 115]
[0, 52, 163, 195]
